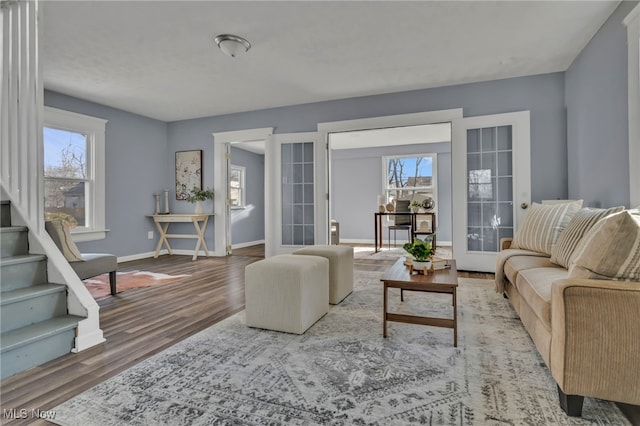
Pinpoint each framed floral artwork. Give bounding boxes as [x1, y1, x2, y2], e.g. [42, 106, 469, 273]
[175, 149, 202, 200]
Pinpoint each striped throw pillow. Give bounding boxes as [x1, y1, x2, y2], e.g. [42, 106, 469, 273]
[569, 210, 640, 281]
[511, 200, 583, 255]
[550, 206, 624, 268]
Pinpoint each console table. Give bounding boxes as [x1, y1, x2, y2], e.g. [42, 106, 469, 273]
[147, 214, 212, 260]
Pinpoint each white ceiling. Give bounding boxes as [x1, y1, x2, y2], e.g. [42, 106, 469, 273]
[42, 1, 619, 123]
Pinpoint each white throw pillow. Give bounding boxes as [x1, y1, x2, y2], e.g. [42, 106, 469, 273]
[511, 200, 583, 255]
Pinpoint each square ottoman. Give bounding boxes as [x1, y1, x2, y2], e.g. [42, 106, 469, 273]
[293, 245, 353, 304]
[245, 254, 329, 334]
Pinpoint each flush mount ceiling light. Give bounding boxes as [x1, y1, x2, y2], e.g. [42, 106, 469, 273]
[214, 34, 251, 58]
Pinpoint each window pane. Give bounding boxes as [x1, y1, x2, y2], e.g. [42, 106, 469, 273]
[44, 128, 87, 179]
[386, 156, 434, 189]
[44, 178, 87, 227]
[230, 165, 245, 207]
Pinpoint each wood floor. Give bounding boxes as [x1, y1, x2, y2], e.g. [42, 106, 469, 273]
[1, 245, 634, 425]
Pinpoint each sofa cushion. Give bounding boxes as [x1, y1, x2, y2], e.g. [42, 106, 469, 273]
[44, 220, 83, 262]
[569, 210, 640, 281]
[516, 267, 569, 329]
[511, 200, 583, 255]
[550, 206, 624, 268]
[504, 255, 558, 285]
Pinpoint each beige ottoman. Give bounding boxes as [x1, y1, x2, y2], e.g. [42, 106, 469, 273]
[293, 245, 354, 304]
[245, 254, 329, 334]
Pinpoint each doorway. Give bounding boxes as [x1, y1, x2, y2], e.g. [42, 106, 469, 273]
[327, 123, 453, 252]
[213, 128, 273, 257]
[228, 142, 266, 258]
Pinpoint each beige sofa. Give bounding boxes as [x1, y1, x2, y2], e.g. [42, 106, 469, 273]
[495, 204, 640, 417]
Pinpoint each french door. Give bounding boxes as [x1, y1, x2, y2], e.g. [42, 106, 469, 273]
[265, 132, 325, 257]
[451, 111, 531, 272]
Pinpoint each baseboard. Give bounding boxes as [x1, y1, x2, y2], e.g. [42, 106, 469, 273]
[232, 239, 265, 249]
[117, 251, 168, 263]
[338, 238, 452, 247]
[117, 248, 227, 263]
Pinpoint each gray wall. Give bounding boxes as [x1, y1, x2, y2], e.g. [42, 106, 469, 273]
[230, 147, 265, 245]
[44, 91, 169, 257]
[167, 72, 567, 252]
[331, 142, 452, 243]
[47, 72, 568, 256]
[565, 1, 637, 208]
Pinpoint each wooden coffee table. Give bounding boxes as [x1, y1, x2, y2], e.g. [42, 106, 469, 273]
[381, 258, 458, 346]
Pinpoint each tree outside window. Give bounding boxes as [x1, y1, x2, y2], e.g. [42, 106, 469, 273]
[384, 154, 436, 204]
[43, 127, 88, 228]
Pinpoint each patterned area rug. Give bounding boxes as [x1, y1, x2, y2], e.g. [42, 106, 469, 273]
[83, 270, 190, 301]
[53, 271, 628, 425]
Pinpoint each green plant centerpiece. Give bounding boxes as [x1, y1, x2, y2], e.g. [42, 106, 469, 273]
[409, 201, 422, 211]
[403, 238, 434, 261]
[187, 186, 214, 213]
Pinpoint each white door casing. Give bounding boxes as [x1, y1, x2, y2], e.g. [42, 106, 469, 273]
[452, 111, 531, 272]
[318, 109, 464, 244]
[213, 128, 273, 256]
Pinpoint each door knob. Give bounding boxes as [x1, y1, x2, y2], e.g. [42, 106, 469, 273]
[521, 202, 529, 209]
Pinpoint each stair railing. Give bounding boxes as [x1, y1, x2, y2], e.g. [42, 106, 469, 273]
[0, 0, 105, 351]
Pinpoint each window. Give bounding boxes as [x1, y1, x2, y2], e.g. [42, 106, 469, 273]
[43, 107, 107, 241]
[229, 165, 246, 208]
[383, 154, 437, 205]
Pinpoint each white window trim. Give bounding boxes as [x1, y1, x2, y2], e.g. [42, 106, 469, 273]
[625, 4, 640, 207]
[230, 164, 246, 209]
[43, 106, 108, 241]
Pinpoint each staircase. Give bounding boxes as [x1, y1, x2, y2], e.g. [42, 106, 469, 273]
[0, 200, 83, 380]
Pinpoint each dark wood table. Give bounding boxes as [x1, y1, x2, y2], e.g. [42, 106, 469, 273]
[381, 258, 458, 346]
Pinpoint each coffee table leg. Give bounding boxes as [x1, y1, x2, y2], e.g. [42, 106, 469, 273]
[383, 282, 388, 338]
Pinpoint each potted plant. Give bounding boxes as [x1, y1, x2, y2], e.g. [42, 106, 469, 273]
[409, 201, 422, 213]
[403, 238, 434, 270]
[187, 186, 214, 213]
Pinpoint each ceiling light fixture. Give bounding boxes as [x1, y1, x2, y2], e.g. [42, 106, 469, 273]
[214, 34, 251, 58]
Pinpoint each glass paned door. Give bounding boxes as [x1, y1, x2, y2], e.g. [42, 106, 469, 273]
[265, 132, 320, 256]
[466, 126, 513, 253]
[452, 112, 530, 272]
[281, 142, 314, 246]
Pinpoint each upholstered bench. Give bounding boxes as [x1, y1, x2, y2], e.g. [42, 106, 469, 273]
[293, 245, 353, 304]
[244, 254, 329, 334]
